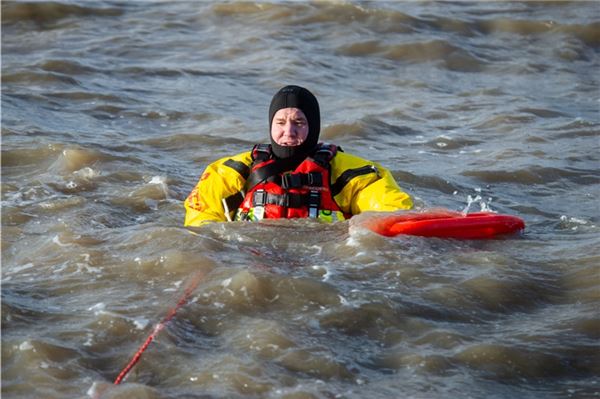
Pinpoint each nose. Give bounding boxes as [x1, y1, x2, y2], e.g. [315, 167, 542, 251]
[283, 121, 296, 137]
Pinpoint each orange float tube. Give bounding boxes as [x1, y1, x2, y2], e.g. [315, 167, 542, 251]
[361, 210, 525, 239]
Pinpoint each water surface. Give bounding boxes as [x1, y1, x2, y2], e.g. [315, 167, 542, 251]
[2, 1, 599, 398]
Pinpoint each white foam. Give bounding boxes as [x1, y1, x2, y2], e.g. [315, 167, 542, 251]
[133, 317, 149, 330]
[462, 194, 494, 214]
[86, 381, 102, 397]
[312, 265, 331, 281]
[83, 333, 94, 347]
[74, 167, 98, 179]
[338, 295, 349, 306]
[221, 278, 232, 288]
[149, 176, 166, 185]
[19, 341, 34, 351]
[88, 303, 106, 314]
[77, 263, 102, 274]
[88, 302, 105, 311]
[7, 263, 34, 275]
[52, 235, 69, 247]
[561, 215, 588, 225]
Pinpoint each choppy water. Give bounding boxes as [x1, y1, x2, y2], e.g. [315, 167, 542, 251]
[2, 1, 599, 398]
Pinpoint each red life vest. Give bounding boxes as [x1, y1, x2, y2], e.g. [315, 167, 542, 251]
[235, 144, 348, 221]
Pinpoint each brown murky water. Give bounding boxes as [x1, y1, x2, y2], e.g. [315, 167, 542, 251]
[2, 1, 599, 398]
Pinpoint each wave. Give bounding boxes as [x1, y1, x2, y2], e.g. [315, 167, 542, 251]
[393, 170, 460, 194]
[475, 19, 600, 48]
[1, 144, 118, 175]
[323, 118, 421, 141]
[336, 38, 475, 61]
[463, 166, 600, 185]
[209, 2, 599, 48]
[2, 71, 80, 86]
[133, 133, 253, 151]
[1, 1, 123, 25]
[38, 60, 98, 75]
[1, 146, 57, 168]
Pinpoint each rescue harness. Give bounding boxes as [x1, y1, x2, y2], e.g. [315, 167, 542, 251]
[221, 143, 377, 222]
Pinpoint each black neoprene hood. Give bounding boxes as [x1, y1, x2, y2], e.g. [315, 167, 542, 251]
[268, 85, 320, 159]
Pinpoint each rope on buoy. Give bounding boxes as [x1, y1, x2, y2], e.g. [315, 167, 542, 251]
[114, 270, 206, 385]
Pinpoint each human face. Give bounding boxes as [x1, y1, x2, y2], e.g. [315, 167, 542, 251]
[270, 107, 309, 146]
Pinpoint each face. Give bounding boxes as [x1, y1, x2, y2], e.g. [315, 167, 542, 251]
[270, 107, 309, 146]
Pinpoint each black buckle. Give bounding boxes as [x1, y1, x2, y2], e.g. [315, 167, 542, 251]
[307, 172, 322, 186]
[282, 172, 322, 188]
[282, 173, 302, 189]
[317, 147, 333, 158]
[252, 144, 272, 162]
[312, 143, 337, 165]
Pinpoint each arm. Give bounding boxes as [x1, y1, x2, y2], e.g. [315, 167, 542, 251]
[351, 160, 413, 213]
[184, 153, 251, 227]
[331, 152, 413, 215]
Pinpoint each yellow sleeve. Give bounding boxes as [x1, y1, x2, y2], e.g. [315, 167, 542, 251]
[331, 152, 413, 215]
[184, 152, 251, 227]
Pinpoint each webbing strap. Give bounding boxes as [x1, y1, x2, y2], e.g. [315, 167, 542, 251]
[223, 191, 245, 215]
[281, 172, 322, 189]
[245, 153, 305, 191]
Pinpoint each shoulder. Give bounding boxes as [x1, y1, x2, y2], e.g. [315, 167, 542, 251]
[210, 151, 252, 167]
[331, 150, 375, 169]
[204, 151, 253, 181]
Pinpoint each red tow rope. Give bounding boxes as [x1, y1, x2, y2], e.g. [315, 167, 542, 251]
[113, 270, 206, 385]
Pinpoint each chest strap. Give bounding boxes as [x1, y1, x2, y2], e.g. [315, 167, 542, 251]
[252, 189, 321, 212]
[246, 143, 337, 191]
[253, 190, 305, 208]
[245, 154, 306, 191]
[280, 171, 322, 189]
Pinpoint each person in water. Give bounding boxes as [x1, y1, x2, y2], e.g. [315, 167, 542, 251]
[184, 85, 413, 226]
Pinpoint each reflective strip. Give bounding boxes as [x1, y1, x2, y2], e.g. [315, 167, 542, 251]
[331, 165, 378, 197]
[253, 189, 266, 220]
[221, 198, 232, 221]
[308, 191, 320, 218]
[317, 210, 345, 223]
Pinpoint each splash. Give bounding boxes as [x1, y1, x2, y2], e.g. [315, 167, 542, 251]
[462, 194, 494, 215]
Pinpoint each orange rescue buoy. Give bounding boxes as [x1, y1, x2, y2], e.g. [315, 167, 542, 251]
[361, 210, 525, 239]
